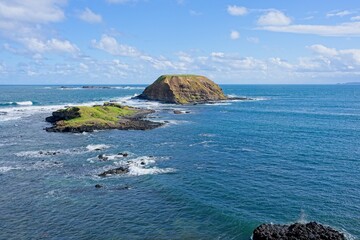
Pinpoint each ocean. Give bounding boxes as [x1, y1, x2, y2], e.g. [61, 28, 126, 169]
[0, 85, 359, 239]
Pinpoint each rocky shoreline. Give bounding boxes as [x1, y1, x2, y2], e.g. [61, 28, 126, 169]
[45, 103, 163, 133]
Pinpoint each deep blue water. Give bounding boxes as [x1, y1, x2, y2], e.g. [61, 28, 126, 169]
[0, 85, 359, 239]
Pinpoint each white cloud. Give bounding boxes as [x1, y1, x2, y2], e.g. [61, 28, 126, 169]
[351, 16, 360, 21]
[0, 0, 65, 24]
[227, 5, 247, 16]
[230, 30, 240, 40]
[211, 52, 225, 58]
[78, 8, 102, 23]
[21, 38, 79, 54]
[269, 57, 293, 69]
[309, 44, 360, 65]
[260, 22, 360, 36]
[92, 35, 141, 57]
[326, 10, 352, 18]
[257, 10, 291, 26]
[308, 44, 338, 57]
[177, 52, 194, 63]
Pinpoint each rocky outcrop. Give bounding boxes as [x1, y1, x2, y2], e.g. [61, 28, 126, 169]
[45, 107, 80, 123]
[45, 103, 163, 133]
[137, 75, 228, 104]
[98, 166, 129, 177]
[253, 222, 345, 240]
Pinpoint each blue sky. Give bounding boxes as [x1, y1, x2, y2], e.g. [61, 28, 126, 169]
[0, 0, 360, 84]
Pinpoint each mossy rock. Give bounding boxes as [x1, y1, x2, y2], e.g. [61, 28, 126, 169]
[138, 75, 227, 104]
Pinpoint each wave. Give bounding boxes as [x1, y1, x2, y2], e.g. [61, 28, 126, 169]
[95, 156, 175, 177]
[227, 94, 269, 101]
[86, 144, 110, 152]
[0, 160, 63, 174]
[0, 101, 33, 106]
[57, 86, 144, 90]
[0, 166, 17, 173]
[123, 156, 175, 176]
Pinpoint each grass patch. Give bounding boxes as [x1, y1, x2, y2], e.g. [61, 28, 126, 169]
[58, 105, 136, 128]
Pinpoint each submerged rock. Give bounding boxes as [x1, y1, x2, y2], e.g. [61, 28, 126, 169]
[137, 75, 228, 104]
[252, 222, 345, 240]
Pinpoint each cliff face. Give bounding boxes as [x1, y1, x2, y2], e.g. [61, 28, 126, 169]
[138, 75, 227, 104]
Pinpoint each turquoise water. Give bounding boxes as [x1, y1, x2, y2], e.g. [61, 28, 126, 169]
[0, 85, 359, 239]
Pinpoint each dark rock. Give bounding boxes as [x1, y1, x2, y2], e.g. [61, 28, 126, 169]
[45, 107, 80, 123]
[252, 222, 345, 240]
[95, 184, 103, 188]
[98, 154, 108, 161]
[0, 111, 7, 115]
[118, 152, 128, 157]
[173, 110, 183, 114]
[227, 96, 253, 101]
[98, 166, 129, 177]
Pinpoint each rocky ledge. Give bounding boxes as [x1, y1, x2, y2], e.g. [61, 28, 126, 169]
[45, 102, 163, 133]
[136, 74, 251, 104]
[253, 222, 345, 240]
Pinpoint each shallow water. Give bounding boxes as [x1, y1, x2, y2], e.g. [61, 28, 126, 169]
[0, 85, 359, 239]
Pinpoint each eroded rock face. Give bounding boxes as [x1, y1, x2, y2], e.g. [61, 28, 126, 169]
[137, 75, 227, 104]
[253, 222, 345, 240]
[45, 107, 80, 123]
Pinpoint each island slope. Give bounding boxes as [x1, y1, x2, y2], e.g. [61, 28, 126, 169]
[137, 75, 228, 104]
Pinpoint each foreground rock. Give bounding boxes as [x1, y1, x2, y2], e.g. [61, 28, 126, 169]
[253, 222, 345, 240]
[45, 102, 163, 133]
[137, 75, 230, 104]
[98, 166, 129, 177]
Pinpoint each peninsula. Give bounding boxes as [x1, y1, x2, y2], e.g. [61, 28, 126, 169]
[45, 102, 163, 133]
[137, 74, 249, 104]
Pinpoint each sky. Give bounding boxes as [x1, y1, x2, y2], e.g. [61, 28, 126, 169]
[0, 0, 360, 84]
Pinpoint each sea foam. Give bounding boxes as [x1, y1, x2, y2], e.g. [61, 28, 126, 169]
[86, 144, 110, 152]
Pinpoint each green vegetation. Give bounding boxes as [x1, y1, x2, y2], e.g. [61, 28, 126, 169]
[57, 104, 135, 128]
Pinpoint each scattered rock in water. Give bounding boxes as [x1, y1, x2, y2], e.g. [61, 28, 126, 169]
[98, 166, 129, 177]
[117, 152, 128, 157]
[173, 110, 183, 114]
[173, 110, 191, 114]
[0, 111, 7, 115]
[95, 184, 103, 188]
[252, 222, 345, 240]
[38, 151, 61, 156]
[98, 154, 109, 161]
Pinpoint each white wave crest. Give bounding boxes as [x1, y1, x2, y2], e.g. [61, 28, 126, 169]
[86, 144, 110, 152]
[110, 156, 175, 176]
[0, 166, 17, 173]
[16, 101, 33, 106]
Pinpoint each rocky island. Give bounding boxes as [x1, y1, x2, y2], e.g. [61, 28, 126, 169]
[137, 74, 250, 104]
[45, 102, 163, 133]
